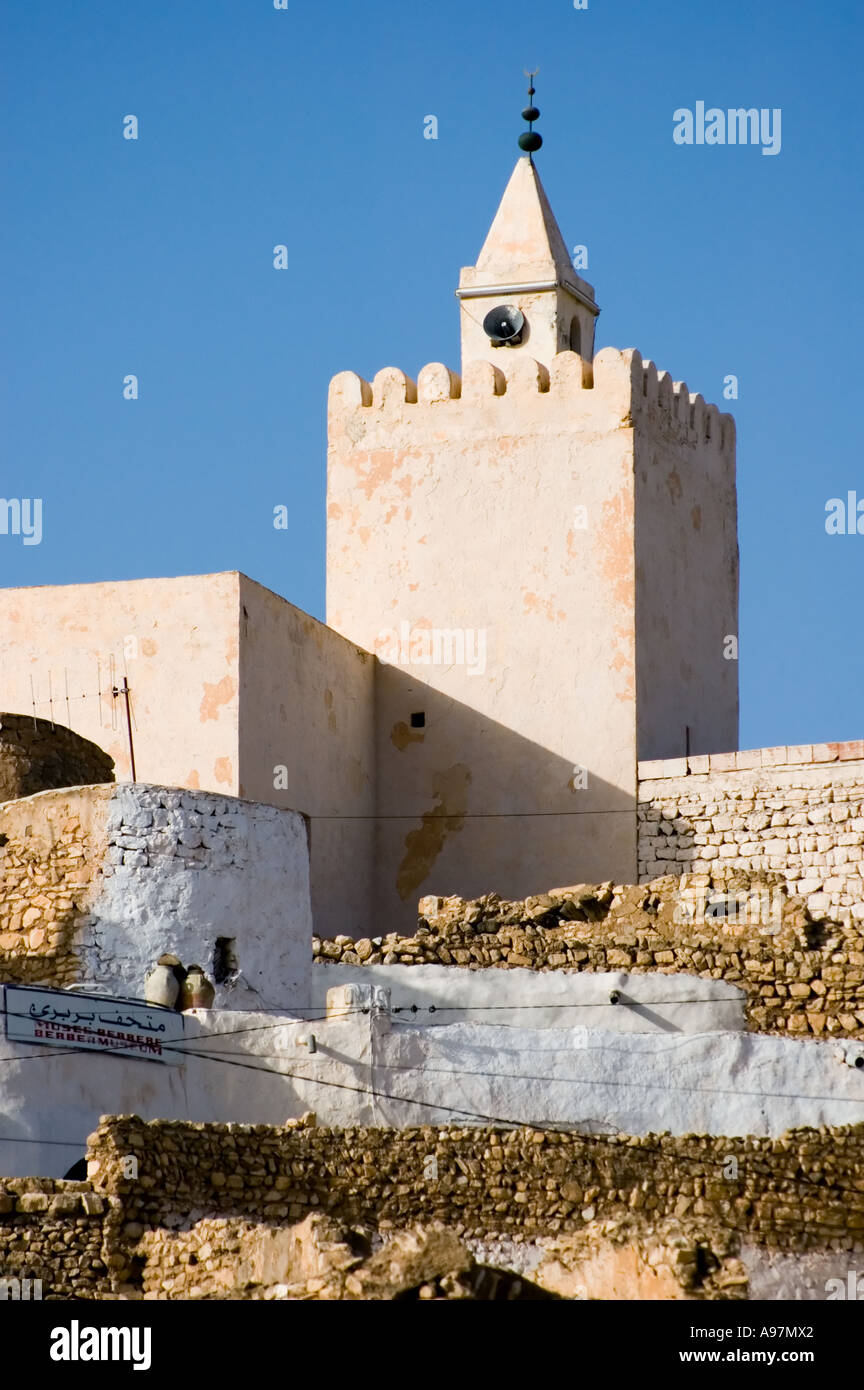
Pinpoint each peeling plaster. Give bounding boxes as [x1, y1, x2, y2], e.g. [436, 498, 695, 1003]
[213, 757, 233, 786]
[522, 591, 565, 624]
[597, 490, 634, 610]
[396, 764, 471, 901]
[199, 674, 236, 723]
[390, 722, 425, 752]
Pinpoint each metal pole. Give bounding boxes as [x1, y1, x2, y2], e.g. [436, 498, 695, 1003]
[113, 677, 136, 781]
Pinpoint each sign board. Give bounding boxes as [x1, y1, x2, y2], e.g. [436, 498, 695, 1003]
[3, 985, 186, 1065]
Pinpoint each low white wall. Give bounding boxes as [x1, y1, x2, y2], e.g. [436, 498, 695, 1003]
[368, 1021, 864, 1137]
[3, 986, 862, 1176]
[312, 964, 746, 1033]
[0, 994, 325, 1177]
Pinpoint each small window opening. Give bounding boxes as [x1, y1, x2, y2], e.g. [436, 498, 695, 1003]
[410, 712, 425, 729]
[569, 316, 581, 354]
[213, 937, 238, 985]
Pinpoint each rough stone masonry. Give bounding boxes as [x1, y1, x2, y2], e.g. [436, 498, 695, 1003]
[638, 743, 864, 926]
[314, 874, 864, 1038]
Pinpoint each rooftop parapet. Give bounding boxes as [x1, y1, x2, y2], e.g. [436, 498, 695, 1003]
[329, 348, 735, 453]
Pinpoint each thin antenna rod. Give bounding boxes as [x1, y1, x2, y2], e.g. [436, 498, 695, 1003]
[109, 655, 117, 732]
[112, 677, 136, 781]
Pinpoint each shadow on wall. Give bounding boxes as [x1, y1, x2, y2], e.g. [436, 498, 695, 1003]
[354, 665, 637, 933]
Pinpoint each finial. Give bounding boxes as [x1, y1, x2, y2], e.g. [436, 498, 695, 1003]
[519, 67, 542, 158]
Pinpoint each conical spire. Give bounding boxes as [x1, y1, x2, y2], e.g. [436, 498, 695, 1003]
[457, 156, 599, 372]
[474, 156, 574, 286]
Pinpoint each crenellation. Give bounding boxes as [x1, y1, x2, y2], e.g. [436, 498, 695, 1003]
[327, 369, 371, 411]
[656, 368, 673, 412]
[548, 349, 586, 393]
[641, 358, 659, 403]
[592, 345, 642, 407]
[327, 348, 726, 440]
[461, 358, 506, 398]
[506, 354, 550, 393]
[416, 362, 461, 402]
[689, 391, 706, 438]
[372, 366, 417, 407]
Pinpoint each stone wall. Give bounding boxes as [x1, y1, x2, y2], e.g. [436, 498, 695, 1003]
[0, 1178, 109, 1299]
[0, 783, 312, 1008]
[84, 1115, 864, 1300]
[638, 742, 864, 926]
[0, 713, 114, 804]
[4, 1116, 861, 1300]
[313, 875, 864, 1038]
[0, 786, 108, 988]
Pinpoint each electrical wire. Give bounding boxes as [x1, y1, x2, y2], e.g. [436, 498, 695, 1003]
[307, 808, 633, 820]
[0, 1041, 860, 1183]
[389, 995, 745, 1012]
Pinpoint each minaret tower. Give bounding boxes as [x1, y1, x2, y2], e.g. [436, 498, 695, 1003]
[326, 84, 738, 929]
[457, 75, 599, 375]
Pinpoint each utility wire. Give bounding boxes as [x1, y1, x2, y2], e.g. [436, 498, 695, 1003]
[0, 1006, 363, 1048]
[146, 1042, 864, 1109]
[4, 1019, 859, 1112]
[389, 995, 745, 1012]
[0, 993, 757, 1053]
[308, 808, 633, 820]
[0, 1042, 859, 1185]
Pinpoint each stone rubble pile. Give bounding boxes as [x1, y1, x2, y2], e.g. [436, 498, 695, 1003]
[0, 1178, 107, 1299]
[313, 873, 864, 1037]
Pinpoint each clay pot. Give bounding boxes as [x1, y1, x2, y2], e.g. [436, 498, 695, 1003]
[144, 954, 186, 1009]
[180, 965, 216, 1011]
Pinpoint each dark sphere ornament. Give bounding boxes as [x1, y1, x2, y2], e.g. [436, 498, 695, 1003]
[522, 105, 540, 122]
[518, 130, 543, 153]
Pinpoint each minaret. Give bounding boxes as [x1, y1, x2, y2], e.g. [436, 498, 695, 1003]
[326, 83, 738, 930]
[457, 79, 599, 375]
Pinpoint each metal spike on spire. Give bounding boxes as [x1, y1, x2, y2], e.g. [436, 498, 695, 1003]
[519, 67, 542, 158]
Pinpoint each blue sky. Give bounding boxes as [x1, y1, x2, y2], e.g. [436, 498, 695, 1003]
[1, 0, 861, 751]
